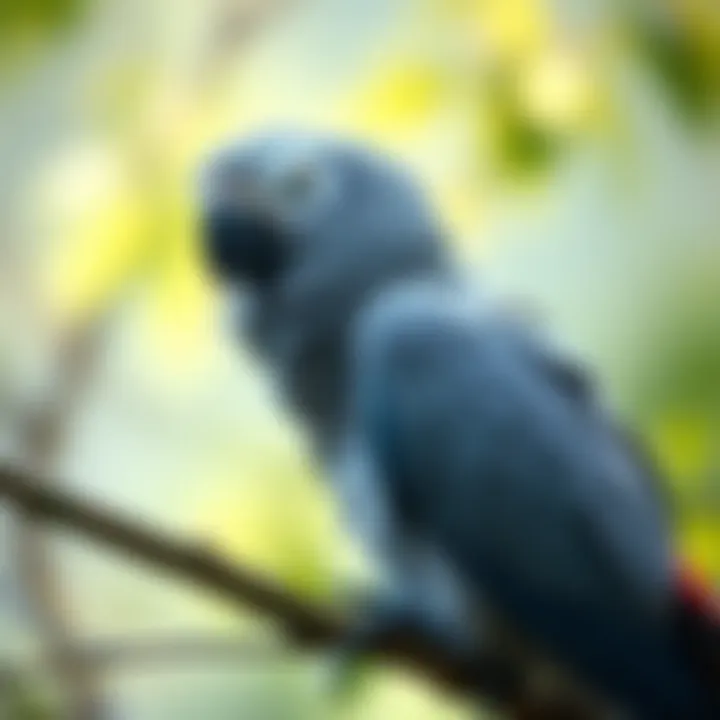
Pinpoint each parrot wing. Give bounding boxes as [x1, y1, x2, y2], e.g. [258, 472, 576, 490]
[495, 314, 674, 515]
[348, 282, 716, 718]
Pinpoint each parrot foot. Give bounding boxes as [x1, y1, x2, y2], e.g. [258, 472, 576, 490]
[322, 591, 497, 700]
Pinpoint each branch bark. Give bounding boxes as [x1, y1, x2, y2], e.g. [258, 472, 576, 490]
[79, 635, 288, 668]
[0, 463, 530, 710]
[1, 462, 609, 719]
[13, 318, 108, 720]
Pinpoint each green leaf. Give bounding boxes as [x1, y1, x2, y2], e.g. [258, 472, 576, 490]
[0, 664, 56, 720]
[0, 0, 90, 76]
[481, 73, 565, 181]
[626, 10, 718, 124]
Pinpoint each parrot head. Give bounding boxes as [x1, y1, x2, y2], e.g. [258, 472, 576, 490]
[199, 129, 447, 290]
[199, 130, 452, 437]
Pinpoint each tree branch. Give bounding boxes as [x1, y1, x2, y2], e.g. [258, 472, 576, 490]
[80, 635, 285, 668]
[0, 463, 528, 709]
[13, 315, 109, 720]
[1, 463, 609, 718]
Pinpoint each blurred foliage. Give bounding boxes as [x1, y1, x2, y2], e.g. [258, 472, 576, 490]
[0, 0, 85, 39]
[485, 72, 563, 178]
[0, 0, 88, 75]
[621, 1, 720, 124]
[0, 662, 56, 720]
[0, 0, 719, 717]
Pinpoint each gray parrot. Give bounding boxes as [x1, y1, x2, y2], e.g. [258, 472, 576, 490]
[199, 129, 720, 719]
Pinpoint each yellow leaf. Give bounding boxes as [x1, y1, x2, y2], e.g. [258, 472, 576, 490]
[342, 57, 447, 140]
[679, 518, 720, 581]
[519, 50, 596, 131]
[646, 413, 712, 485]
[40, 146, 147, 325]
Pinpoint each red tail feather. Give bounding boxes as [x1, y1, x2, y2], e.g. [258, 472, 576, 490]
[674, 560, 720, 705]
[675, 562, 720, 623]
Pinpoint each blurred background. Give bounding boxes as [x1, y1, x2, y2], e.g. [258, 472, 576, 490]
[0, 0, 719, 718]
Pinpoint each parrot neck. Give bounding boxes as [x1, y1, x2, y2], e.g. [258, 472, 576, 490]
[243, 235, 452, 453]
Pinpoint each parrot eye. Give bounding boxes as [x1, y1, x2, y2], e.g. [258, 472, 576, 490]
[276, 162, 317, 205]
[268, 157, 336, 224]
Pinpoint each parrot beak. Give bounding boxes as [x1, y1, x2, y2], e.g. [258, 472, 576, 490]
[202, 204, 288, 287]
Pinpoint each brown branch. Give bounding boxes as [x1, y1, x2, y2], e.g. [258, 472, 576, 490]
[0, 462, 536, 711]
[0, 462, 347, 643]
[80, 636, 287, 668]
[14, 318, 109, 720]
[9, 635, 290, 673]
[0, 464, 607, 718]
